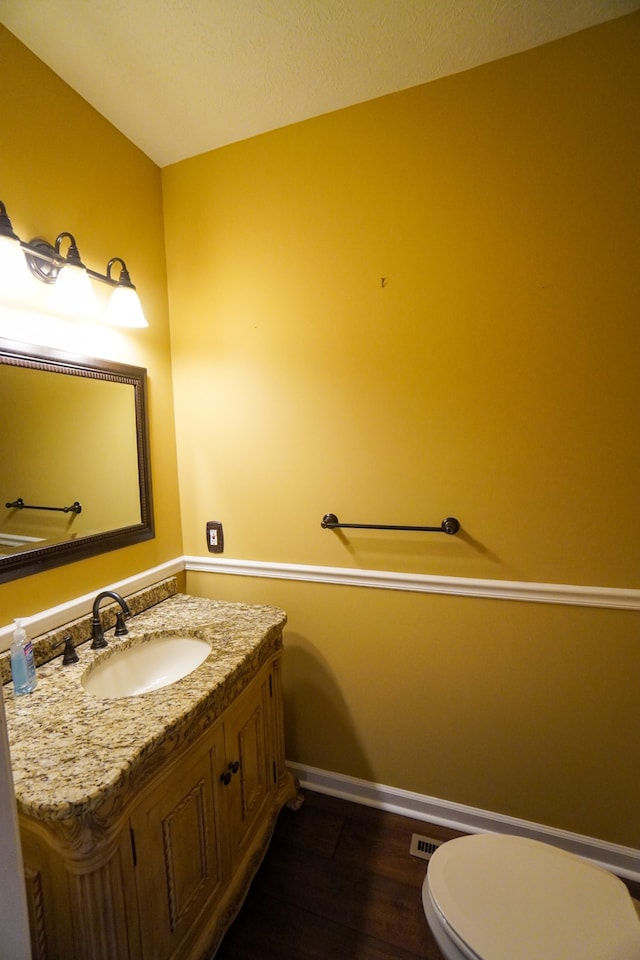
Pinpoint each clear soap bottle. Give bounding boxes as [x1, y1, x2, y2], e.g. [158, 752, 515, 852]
[10, 618, 37, 695]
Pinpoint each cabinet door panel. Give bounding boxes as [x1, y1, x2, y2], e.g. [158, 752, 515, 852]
[223, 672, 275, 866]
[131, 736, 225, 960]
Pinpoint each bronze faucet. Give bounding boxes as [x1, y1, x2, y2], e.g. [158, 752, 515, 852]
[90, 590, 131, 649]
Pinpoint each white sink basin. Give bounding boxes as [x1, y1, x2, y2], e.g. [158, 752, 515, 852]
[82, 634, 211, 699]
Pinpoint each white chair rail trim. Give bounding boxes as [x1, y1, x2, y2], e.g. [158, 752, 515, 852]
[184, 555, 640, 611]
[287, 761, 640, 883]
[3, 555, 638, 648]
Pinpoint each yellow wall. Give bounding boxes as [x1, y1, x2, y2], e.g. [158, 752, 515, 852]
[0, 26, 183, 621]
[1, 15, 639, 850]
[163, 14, 640, 847]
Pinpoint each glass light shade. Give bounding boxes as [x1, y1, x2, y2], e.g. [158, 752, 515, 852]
[0, 234, 34, 300]
[51, 262, 97, 317]
[105, 283, 148, 327]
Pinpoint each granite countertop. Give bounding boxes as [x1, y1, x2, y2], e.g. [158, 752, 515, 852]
[3, 592, 286, 824]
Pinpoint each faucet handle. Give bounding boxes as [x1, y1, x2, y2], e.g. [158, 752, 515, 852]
[56, 635, 79, 665]
[90, 618, 108, 650]
[114, 611, 129, 636]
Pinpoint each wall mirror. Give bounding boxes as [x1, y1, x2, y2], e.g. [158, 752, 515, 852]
[0, 337, 154, 584]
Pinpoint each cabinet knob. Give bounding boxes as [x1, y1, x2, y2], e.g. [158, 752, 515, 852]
[220, 761, 240, 785]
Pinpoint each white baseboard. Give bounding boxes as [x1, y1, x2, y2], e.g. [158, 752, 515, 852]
[287, 762, 640, 883]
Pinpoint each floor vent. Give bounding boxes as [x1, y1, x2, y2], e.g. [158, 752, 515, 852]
[410, 833, 443, 861]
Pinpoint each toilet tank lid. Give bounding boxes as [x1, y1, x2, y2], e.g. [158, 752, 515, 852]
[426, 834, 640, 960]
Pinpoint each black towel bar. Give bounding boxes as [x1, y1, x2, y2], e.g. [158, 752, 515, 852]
[5, 497, 82, 515]
[321, 514, 460, 535]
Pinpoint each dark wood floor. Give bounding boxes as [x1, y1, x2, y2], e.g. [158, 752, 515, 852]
[217, 790, 640, 959]
[216, 790, 464, 959]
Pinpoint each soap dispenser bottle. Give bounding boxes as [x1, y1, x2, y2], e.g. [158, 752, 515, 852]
[10, 618, 37, 695]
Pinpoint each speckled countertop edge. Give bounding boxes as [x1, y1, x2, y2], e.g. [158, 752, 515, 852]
[3, 589, 287, 824]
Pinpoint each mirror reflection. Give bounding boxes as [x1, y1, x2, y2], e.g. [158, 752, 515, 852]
[0, 338, 154, 583]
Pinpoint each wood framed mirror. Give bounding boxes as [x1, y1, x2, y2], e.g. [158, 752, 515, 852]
[0, 337, 154, 583]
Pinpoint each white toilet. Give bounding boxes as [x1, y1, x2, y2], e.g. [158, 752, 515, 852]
[423, 833, 640, 960]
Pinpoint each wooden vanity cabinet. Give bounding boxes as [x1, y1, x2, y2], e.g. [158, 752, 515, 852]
[19, 654, 299, 960]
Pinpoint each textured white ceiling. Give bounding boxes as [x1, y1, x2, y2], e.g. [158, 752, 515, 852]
[1, 0, 639, 167]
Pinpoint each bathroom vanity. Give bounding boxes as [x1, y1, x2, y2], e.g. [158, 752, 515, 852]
[3, 587, 300, 960]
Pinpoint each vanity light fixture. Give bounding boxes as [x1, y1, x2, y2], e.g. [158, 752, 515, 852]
[46, 233, 97, 318]
[0, 200, 33, 298]
[0, 200, 148, 327]
[104, 258, 148, 328]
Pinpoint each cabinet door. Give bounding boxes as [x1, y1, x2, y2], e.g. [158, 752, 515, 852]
[222, 668, 276, 867]
[130, 732, 226, 960]
[20, 840, 70, 960]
